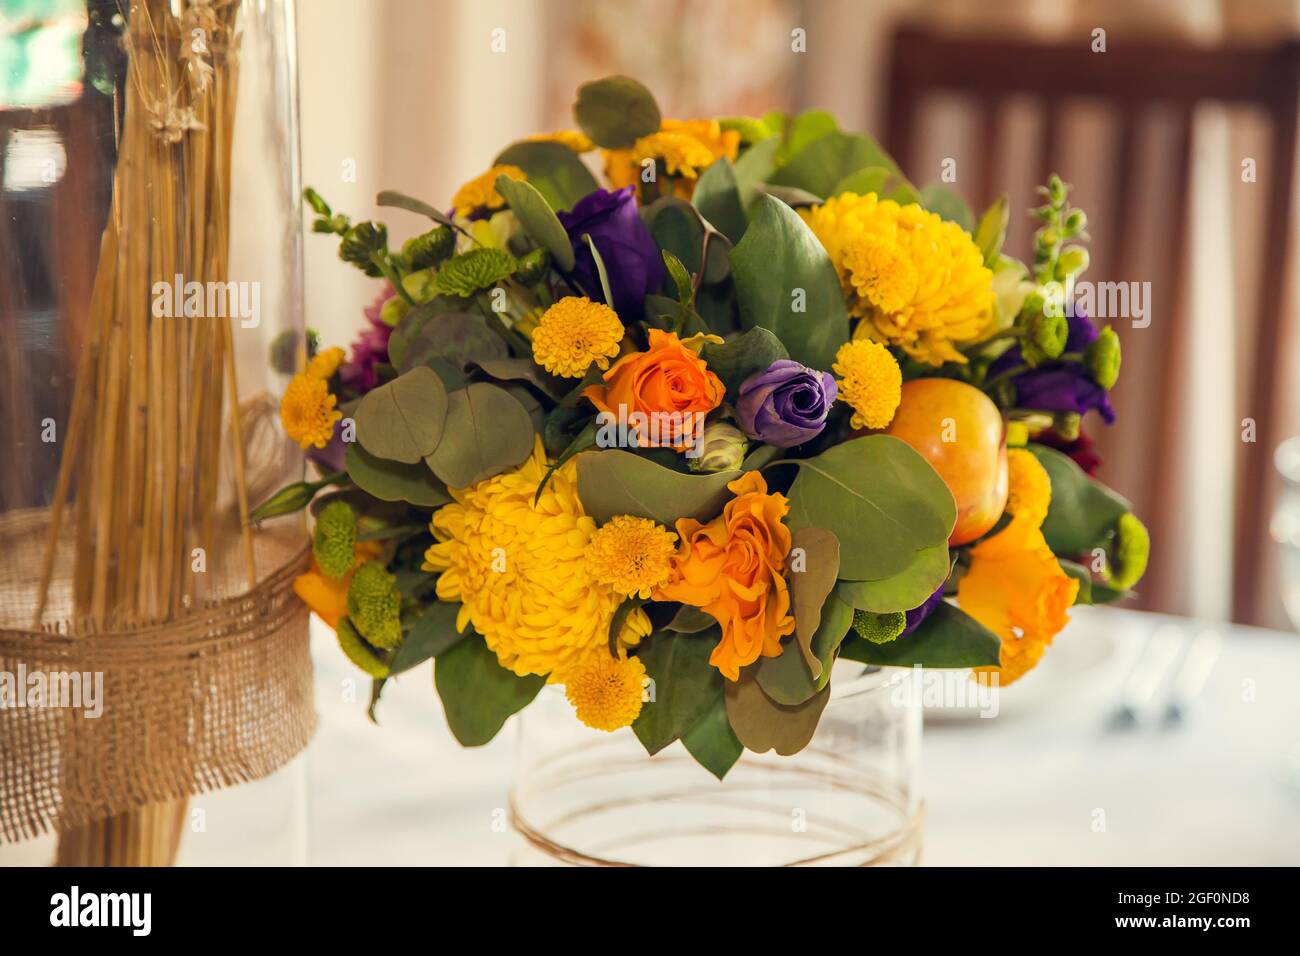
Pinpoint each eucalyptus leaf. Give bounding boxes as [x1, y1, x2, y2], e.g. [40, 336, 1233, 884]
[724, 670, 830, 756]
[494, 141, 599, 212]
[834, 544, 951, 613]
[572, 75, 661, 148]
[355, 366, 449, 464]
[1029, 444, 1131, 556]
[666, 604, 717, 634]
[729, 194, 849, 371]
[345, 442, 450, 507]
[388, 297, 470, 369]
[755, 593, 853, 705]
[839, 602, 1002, 668]
[693, 158, 747, 244]
[787, 526, 841, 677]
[576, 449, 739, 526]
[700, 326, 789, 394]
[785, 436, 956, 580]
[920, 183, 974, 232]
[680, 692, 743, 780]
[434, 634, 544, 746]
[399, 312, 507, 377]
[495, 175, 576, 271]
[633, 629, 722, 755]
[391, 601, 464, 674]
[471, 357, 567, 400]
[768, 130, 900, 198]
[424, 383, 535, 488]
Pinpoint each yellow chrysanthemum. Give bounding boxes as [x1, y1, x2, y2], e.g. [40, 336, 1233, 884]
[422, 438, 626, 680]
[801, 192, 995, 365]
[451, 164, 526, 217]
[832, 339, 902, 430]
[530, 296, 624, 378]
[587, 516, 678, 598]
[603, 118, 741, 198]
[280, 372, 341, 449]
[306, 346, 345, 380]
[527, 129, 595, 152]
[1005, 448, 1052, 529]
[564, 653, 648, 732]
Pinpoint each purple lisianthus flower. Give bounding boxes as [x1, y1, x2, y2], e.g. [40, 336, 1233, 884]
[989, 310, 1115, 424]
[338, 284, 395, 395]
[735, 359, 837, 448]
[902, 583, 946, 638]
[557, 186, 664, 319]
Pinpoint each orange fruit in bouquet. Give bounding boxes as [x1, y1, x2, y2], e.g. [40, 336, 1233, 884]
[886, 379, 1009, 546]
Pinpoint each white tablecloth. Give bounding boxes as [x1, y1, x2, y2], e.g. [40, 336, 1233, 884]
[300, 606, 1300, 866]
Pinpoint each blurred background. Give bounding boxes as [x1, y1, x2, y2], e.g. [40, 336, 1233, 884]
[299, 0, 1300, 633]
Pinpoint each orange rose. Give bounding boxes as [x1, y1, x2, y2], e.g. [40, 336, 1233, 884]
[654, 471, 796, 680]
[583, 329, 724, 451]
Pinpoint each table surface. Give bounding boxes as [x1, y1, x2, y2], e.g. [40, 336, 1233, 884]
[297, 605, 1300, 866]
[6, 606, 1296, 866]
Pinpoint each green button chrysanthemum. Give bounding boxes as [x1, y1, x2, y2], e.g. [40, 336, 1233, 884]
[852, 608, 907, 645]
[347, 561, 403, 650]
[313, 500, 357, 579]
[433, 247, 517, 298]
[336, 617, 391, 679]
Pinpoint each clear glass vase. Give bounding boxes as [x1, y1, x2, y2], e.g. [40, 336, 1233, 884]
[510, 663, 923, 866]
[0, 0, 309, 866]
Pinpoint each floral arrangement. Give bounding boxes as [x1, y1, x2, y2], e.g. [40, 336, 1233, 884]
[259, 76, 1149, 776]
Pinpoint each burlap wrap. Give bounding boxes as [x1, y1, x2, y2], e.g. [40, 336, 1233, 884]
[0, 508, 316, 844]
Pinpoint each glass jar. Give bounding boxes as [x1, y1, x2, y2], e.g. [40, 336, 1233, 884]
[0, 0, 309, 866]
[510, 663, 923, 866]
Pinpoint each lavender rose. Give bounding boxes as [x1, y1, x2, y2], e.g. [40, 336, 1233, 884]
[735, 359, 837, 448]
[557, 186, 664, 319]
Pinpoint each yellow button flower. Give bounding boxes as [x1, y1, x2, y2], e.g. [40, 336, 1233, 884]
[280, 371, 341, 449]
[564, 653, 648, 732]
[530, 296, 624, 378]
[451, 164, 526, 218]
[586, 515, 678, 598]
[832, 339, 902, 430]
[306, 346, 346, 380]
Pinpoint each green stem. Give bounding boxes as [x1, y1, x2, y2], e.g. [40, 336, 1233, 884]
[372, 253, 415, 306]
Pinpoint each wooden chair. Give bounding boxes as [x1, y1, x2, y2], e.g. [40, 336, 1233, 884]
[884, 25, 1300, 626]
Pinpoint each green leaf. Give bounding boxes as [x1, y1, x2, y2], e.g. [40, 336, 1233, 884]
[345, 442, 450, 507]
[355, 366, 449, 464]
[388, 298, 470, 369]
[724, 670, 830, 756]
[633, 629, 722, 755]
[768, 130, 900, 199]
[376, 189, 458, 230]
[839, 602, 1001, 668]
[832, 165, 919, 204]
[1059, 558, 1094, 605]
[834, 544, 950, 613]
[1029, 444, 1131, 555]
[774, 109, 839, 167]
[666, 604, 716, 633]
[786, 526, 841, 678]
[680, 692, 743, 780]
[755, 593, 853, 705]
[699, 327, 789, 394]
[645, 197, 731, 287]
[785, 436, 956, 580]
[729, 194, 849, 371]
[973, 195, 1010, 267]
[572, 74, 661, 148]
[424, 382, 535, 487]
[391, 601, 465, 674]
[662, 250, 695, 308]
[693, 158, 747, 244]
[399, 312, 507, 376]
[576, 449, 739, 526]
[493, 141, 599, 212]
[471, 357, 567, 400]
[919, 184, 974, 232]
[494, 175, 576, 271]
[732, 136, 779, 209]
[582, 234, 615, 305]
[434, 634, 545, 746]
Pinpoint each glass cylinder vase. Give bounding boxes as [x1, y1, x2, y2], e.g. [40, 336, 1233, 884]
[510, 663, 923, 866]
[0, 0, 310, 866]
